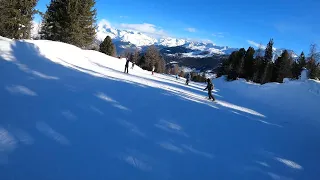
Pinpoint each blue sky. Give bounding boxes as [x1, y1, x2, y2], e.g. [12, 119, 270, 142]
[35, 0, 320, 53]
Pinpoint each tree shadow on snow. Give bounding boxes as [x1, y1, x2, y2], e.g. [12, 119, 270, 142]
[0, 40, 317, 180]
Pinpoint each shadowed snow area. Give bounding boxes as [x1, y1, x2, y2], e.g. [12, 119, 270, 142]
[1, 37, 320, 180]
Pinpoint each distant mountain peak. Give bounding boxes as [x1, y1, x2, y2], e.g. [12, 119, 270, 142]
[96, 21, 231, 54]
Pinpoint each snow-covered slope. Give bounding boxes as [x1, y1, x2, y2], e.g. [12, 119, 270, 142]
[1, 37, 320, 180]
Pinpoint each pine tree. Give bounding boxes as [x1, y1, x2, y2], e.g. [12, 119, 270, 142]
[235, 48, 246, 78]
[265, 39, 274, 61]
[298, 52, 307, 68]
[99, 36, 116, 56]
[307, 44, 319, 79]
[262, 61, 274, 84]
[317, 65, 320, 79]
[261, 39, 274, 84]
[291, 61, 300, 79]
[217, 57, 231, 78]
[307, 59, 318, 79]
[253, 56, 264, 83]
[0, 0, 38, 39]
[273, 50, 292, 83]
[243, 47, 255, 80]
[225, 51, 238, 81]
[41, 0, 97, 48]
[292, 52, 306, 79]
[139, 55, 146, 67]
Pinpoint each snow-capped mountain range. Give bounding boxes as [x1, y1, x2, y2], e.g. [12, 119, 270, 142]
[96, 21, 238, 57]
[96, 21, 298, 59]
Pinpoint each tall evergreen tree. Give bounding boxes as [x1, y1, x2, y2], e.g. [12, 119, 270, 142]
[0, 0, 38, 39]
[218, 55, 232, 78]
[225, 51, 238, 81]
[297, 52, 307, 68]
[291, 61, 300, 79]
[235, 48, 246, 78]
[261, 39, 274, 84]
[307, 59, 318, 79]
[273, 50, 292, 82]
[138, 55, 146, 67]
[243, 47, 255, 80]
[292, 52, 307, 79]
[262, 61, 274, 84]
[252, 45, 265, 83]
[99, 36, 116, 57]
[264, 39, 274, 61]
[307, 44, 319, 79]
[253, 56, 264, 83]
[40, 0, 97, 48]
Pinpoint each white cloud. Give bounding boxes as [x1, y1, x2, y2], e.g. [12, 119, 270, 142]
[119, 23, 167, 37]
[98, 19, 112, 29]
[212, 32, 224, 38]
[247, 40, 277, 51]
[247, 40, 265, 49]
[185, 28, 196, 33]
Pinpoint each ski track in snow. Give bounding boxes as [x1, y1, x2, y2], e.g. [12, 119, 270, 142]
[1, 37, 320, 180]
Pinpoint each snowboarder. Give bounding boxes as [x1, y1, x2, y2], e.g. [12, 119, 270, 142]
[124, 58, 129, 73]
[152, 65, 155, 75]
[186, 73, 190, 85]
[203, 78, 215, 101]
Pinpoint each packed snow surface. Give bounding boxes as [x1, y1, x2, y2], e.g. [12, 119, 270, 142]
[1, 37, 320, 180]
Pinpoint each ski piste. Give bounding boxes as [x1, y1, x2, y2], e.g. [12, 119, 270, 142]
[1, 37, 319, 180]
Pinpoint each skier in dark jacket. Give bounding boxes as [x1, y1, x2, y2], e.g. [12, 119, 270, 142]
[203, 78, 215, 101]
[124, 58, 129, 73]
[185, 73, 190, 85]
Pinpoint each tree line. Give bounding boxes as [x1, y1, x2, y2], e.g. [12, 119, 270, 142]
[99, 38, 166, 73]
[0, 0, 39, 39]
[217, 39, 320, 83]
[0, 0, 97, 49]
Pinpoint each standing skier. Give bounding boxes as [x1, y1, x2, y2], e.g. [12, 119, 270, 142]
[124, 58, 129, 73]
[203, 78, 215, 101]
[185, 73, 190, 85]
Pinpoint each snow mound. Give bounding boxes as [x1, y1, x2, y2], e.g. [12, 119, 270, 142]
[213, 77, 320, 121]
